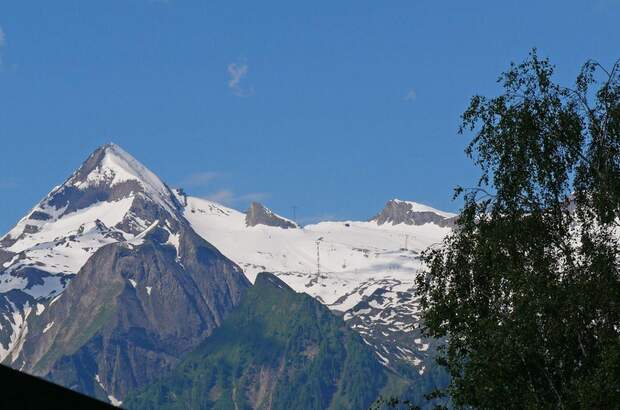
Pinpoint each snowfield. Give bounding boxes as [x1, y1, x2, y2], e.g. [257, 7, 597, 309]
[185, 196, 452, 311]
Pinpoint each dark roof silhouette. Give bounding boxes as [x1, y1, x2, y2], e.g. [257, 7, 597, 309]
[0, 365, 115, 409]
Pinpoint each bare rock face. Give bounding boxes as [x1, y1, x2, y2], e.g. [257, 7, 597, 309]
[9, 222, 249, 403]
[371, 199, 456, 228]
[0, 249, 14, 267]
[245, 202, 298, 229]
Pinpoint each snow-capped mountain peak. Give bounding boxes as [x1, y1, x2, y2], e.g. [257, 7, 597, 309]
[1, 144, 180, 250]
[0, 144, 187, 321]
[0, 144, 194, 363]
[64, 143, 179, 214]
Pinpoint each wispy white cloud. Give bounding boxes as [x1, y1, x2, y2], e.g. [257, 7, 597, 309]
[180, 171, 222, 187]
[227, 63, 247, 90]
[205, 189, 235, 204]
[404, 89, 417, 102]
[203, 189, 269, 206]
[180, 170, 267, 207]
[227, 62, 254, 97]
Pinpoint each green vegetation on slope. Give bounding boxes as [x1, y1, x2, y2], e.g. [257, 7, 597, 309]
[125, 272, 389, 410]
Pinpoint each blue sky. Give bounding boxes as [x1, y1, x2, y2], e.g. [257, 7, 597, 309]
[0, 1, 618, 231]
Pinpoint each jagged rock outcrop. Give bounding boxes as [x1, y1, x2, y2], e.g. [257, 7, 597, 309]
[371, 199, 456, 227]
[245, 202, 298, 229]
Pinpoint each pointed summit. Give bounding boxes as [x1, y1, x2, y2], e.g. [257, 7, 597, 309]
[1, 143, 180, 249]
[371, 199, 456, 227]
[63, 143, 178, 213]
[0, 143, 184, 309]
[245, 202, 298, 229]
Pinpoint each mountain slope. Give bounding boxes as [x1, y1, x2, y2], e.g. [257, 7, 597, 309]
[184, 197, 451, 311]
[0, 144, 250, 405]
[345, 288, 450, 397]
[8, 224, 248, 404]
[124, 272, 390, 410]
[183, 197, 452, 382]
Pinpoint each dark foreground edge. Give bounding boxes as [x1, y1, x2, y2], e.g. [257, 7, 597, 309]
[0, 364, 115, 409]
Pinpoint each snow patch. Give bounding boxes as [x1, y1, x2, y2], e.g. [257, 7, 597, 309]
[2, 254, 20, 268]
[35, 303, 45, 316]
[376, 351, 390, 366]
[95, 374, 105, 391]
[94, 374, 122, 407]
[8, 304, 32, 363]
[49, 293, 62, 306]
[43, 321, 54, 334]
[7, 197, 134, 254]
[108, 396, 122, 407]
[166, 231, 181, 256]
[129, 219, 159, 246]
